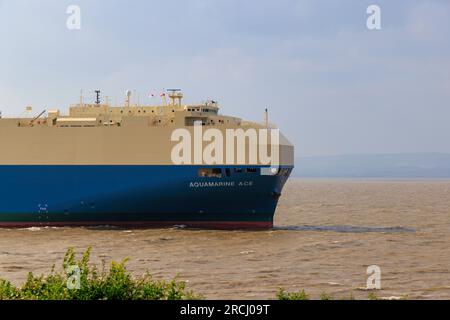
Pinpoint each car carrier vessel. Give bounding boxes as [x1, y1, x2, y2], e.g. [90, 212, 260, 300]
[0, 90, 293, 229]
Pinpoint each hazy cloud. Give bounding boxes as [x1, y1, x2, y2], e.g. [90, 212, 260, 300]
[0, 0, 449, 156]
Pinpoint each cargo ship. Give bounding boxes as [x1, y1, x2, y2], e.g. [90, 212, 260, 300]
[0, 90, 294, 229]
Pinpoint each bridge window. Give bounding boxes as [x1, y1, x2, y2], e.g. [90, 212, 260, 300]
[246, 168, 258, 173]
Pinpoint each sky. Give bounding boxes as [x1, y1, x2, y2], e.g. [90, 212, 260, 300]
[0, 0, 449, 156]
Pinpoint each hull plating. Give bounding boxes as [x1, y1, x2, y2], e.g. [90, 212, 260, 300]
[0, 165, 291, 229]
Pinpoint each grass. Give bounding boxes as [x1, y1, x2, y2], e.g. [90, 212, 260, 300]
[0, 247, 200, 300]
[277, 288, 310, 300]
[367, 292, 379, 300]
[319, 293, 333, 300]
[277, 288, 387, 300]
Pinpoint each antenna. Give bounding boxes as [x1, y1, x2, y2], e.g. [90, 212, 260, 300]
[265, 108, 269, 128]
[80, 89, 84, 107]
[95, 90, 101, 105]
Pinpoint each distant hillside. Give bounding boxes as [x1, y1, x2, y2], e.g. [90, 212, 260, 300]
[293, 153, 450, 178]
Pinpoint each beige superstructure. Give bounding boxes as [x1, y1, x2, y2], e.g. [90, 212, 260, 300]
[0, 91, 294, 166]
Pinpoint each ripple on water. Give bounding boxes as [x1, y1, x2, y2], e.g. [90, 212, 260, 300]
[274, 225, 416, 233]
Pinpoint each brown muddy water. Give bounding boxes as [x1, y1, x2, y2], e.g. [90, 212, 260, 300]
[1, 179, 450, 300]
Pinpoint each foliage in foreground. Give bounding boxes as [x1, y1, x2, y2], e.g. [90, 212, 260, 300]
[277, 288, 310, 300]
[277, 288, 392, 300]
[0, 247, 199, 300]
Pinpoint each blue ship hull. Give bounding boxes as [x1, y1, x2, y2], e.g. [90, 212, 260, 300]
[0, 165, 292, 229]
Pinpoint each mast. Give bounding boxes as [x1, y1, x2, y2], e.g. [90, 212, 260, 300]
[80, 89, 84, 107]
[126, 90, 132, 108]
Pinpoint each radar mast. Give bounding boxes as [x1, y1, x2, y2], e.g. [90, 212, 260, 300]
[167, 89, 183, 106]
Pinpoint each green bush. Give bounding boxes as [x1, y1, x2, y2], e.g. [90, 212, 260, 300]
[320, 293, 333, 300]
[276, 288, 309, 300]
[367, 292, 379, 300]
[277, 289, 385, 300]
[0, 247, 200, 300]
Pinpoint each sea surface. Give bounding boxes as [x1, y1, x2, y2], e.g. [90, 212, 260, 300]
[1, 179, 450, 300]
